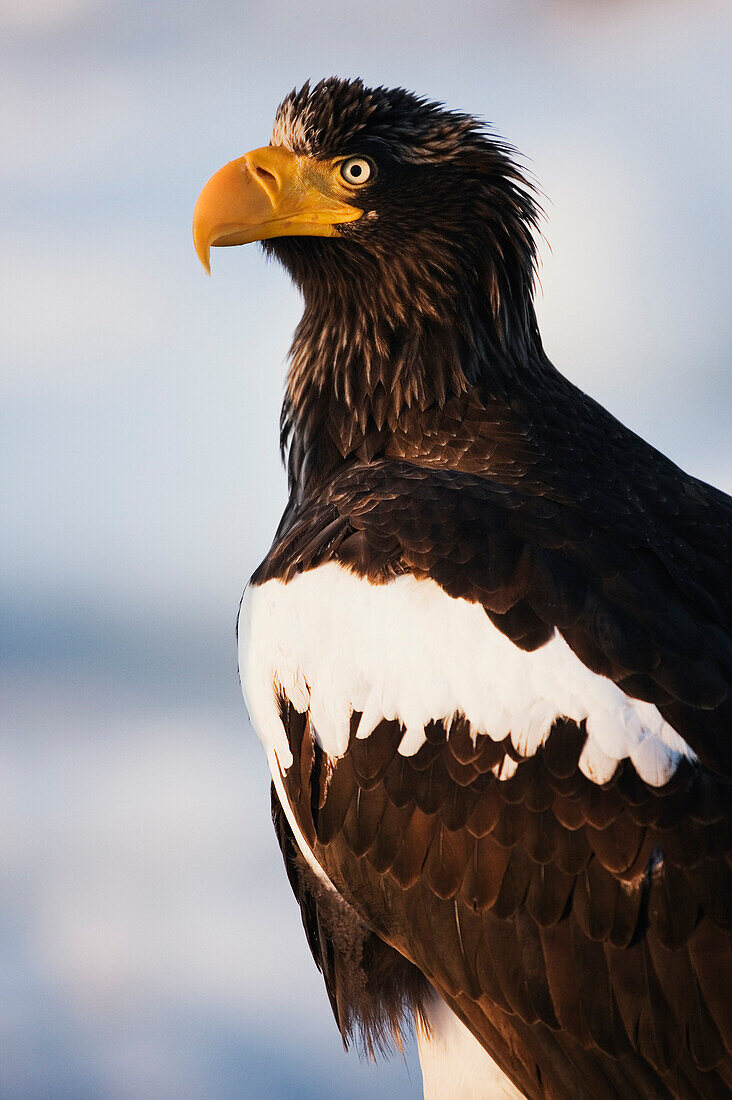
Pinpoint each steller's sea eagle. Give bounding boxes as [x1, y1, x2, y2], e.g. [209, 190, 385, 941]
[193, 78, 732, 1099]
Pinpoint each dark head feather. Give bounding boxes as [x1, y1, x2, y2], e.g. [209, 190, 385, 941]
[264, 78, 545, 496]
[272, 77, 492, 164]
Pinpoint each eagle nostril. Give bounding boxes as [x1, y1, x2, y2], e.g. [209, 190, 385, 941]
[254, 165, 277, 187]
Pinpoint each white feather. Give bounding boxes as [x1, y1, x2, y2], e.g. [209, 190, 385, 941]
[270, 101, 311, 152]
[417, 994, 525, 1099]
[266, 747, 335, 892]
[240, 563, 695, 786]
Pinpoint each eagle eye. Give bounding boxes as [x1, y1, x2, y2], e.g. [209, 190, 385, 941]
[340, 157, 374, 185]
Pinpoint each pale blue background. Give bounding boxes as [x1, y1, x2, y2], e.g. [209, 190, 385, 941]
[2, 1, 730, 1096]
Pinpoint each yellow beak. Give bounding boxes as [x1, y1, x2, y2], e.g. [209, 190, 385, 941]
[192, 145, 364, 274]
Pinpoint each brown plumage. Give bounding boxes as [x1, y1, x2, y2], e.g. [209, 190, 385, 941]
[195, 77, 732, 1098]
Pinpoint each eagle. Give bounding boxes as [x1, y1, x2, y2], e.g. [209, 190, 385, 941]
[193, 78, 731, 1099]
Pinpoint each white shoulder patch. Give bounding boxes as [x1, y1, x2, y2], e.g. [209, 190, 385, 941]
[239, 563, 695, 787]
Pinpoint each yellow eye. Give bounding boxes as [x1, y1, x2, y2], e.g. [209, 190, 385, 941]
[340, 157, 374, 185]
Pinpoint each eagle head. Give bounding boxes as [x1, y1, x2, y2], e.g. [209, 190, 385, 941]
[193, 77, 540, 333]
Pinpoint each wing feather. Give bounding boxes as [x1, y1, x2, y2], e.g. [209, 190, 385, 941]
[251, 450, 732, 1095]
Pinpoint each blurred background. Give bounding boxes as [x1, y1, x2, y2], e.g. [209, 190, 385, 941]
[2, 1, 730, 1096]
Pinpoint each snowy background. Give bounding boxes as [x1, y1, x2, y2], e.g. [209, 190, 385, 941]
[2, 1, 730, 1096]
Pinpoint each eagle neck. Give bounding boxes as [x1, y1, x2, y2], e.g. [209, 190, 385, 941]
[280, 277, 546, 500]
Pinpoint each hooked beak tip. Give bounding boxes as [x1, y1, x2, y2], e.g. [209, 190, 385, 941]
[193, 225, 212, 275]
